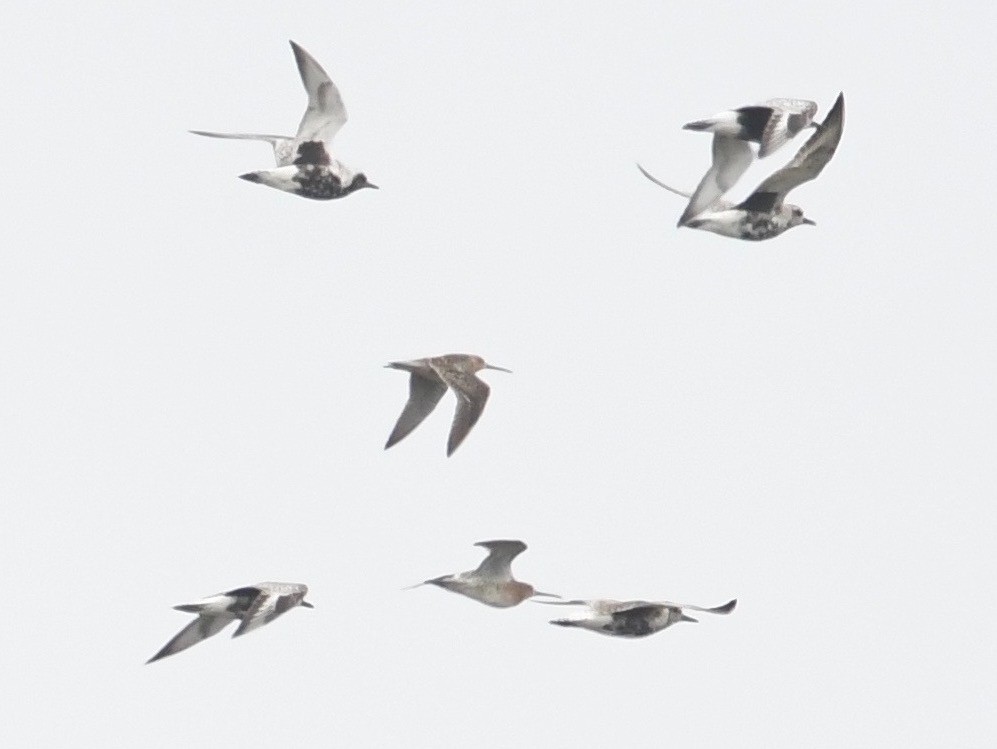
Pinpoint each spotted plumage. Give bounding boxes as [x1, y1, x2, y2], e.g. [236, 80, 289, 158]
[542, 597, 736, 638]
[639, 92, 845, 241]
[192, 41, 376, 201]
[146, 582, 313, 663]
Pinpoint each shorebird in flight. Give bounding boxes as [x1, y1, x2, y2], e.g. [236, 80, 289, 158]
[147, 582, 312, 663]
[540, 596, 736, 638]
[639, 92, 844, 240]
[384, 354, 510, 457]
[406, 540, 560, 608]
[192, 41, 376, 200]
[643, 97, 818, 227]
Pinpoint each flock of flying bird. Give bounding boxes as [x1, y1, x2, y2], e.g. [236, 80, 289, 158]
[148, 40, 845, 662]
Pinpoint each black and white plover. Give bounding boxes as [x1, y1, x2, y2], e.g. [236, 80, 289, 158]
[639, 92, 845, 241]
[384, 354, 511, 457]
[405, 540, 560, 608]
[657, 98, 818, 227]
[683, 98, 818, 158]
[146, 582, 313, 663]
[191, 41, 376, 200]
[540, 597, 736, 638]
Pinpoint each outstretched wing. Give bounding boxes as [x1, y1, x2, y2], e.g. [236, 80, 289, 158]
[189, 131, 297, 167]
[146, 613, 234, 663]
[739, 93, 844, 213]
[434, 368, 490, 456]
[290, 41, 348, 147]
[636, 163, 692, 199]
[385, 371, 448, 449]
[657, 598, 737, 615]
[232, 589, 303, 638]
[679, 135, 753, 226]
[472, 540, 527, 580]
[757, 98, 818, 157]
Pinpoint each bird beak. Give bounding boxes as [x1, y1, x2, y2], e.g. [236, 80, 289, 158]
[301, 601, 315, 609]
[532, 591, 562, 599]
[366, 183, 380, 190]
[484, 364, 512, 373]
[802, 218, 817, 226]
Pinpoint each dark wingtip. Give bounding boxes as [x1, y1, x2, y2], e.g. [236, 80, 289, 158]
[682, 120, 710, 131]
[239, 172, 261, 183]
[713, 598, 737, 614]
[145, 650, 167, 665]
[549, 619, 577, 627]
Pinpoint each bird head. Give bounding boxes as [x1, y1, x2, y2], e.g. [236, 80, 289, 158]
[467, 355, 512, 374]
[346, 173, 379, 193]
[786, 204, 816, 229]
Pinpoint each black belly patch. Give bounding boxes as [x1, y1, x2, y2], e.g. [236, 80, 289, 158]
[607, 612, 655, 637]
[293, 141, 331, 166]
[292, 165, 345, 200]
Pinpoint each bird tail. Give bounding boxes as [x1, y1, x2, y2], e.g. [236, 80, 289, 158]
[549, 618, 581, 628]
[172, 603, 209, 613]
[682, 111, 740, 135]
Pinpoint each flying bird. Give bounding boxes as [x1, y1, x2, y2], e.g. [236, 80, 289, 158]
[638, 92, 845, 241]
[191, 41, 376, 200]
[540, 597, 736, 638]
[645, 97, 818, 227]
[147, 582, 313, 663]
[683, 98, 818, 158]
[384, 354, 510, 457]
[406, 540, 560, 608]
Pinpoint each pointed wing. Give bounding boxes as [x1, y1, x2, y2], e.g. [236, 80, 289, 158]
[472, 540, 526, 580]
[290, 41, 348, 147]
[657, 598, 737, 615]
[146, 613, 234, 663]
[232, 588, 303, 638]
[739, 93, 844, 213]
[636, 163, 692, 199]
[637, 164, 736, 211]
[433, 369, 490, 456]
[189, 131, 296, 166]
[679, 135, 753, 226]
[385, 371, 448, 449]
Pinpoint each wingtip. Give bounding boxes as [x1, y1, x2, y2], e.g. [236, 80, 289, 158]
[713, 598, 738, 614]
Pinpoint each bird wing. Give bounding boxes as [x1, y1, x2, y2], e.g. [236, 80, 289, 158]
[636, 163, 692, 198]
[189, 131, 297, 167]
[637, 164, 736, 210]
[146, 611, 235, 663]
[656, 598, 737, 615]
[739, 93, 844, 213]
[290, 41, 348, 147]
[232, 586, 304, 638]
[385, 371, 448, 449]
[757, 98, 818, 157]
[472, 540, 527, 580]
[433, 368, 490, 456]
[678, 135, 754, 226]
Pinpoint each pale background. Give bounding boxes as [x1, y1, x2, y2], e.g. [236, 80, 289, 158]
[1, 1, 995, 747]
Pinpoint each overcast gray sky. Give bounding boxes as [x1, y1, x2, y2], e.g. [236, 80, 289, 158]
[2, 1, 995, 746]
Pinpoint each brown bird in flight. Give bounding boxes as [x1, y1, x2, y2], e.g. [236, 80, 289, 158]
[384, 354, 510, 456]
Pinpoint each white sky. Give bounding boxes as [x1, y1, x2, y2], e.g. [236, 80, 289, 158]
[2, 1, 995, 747]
